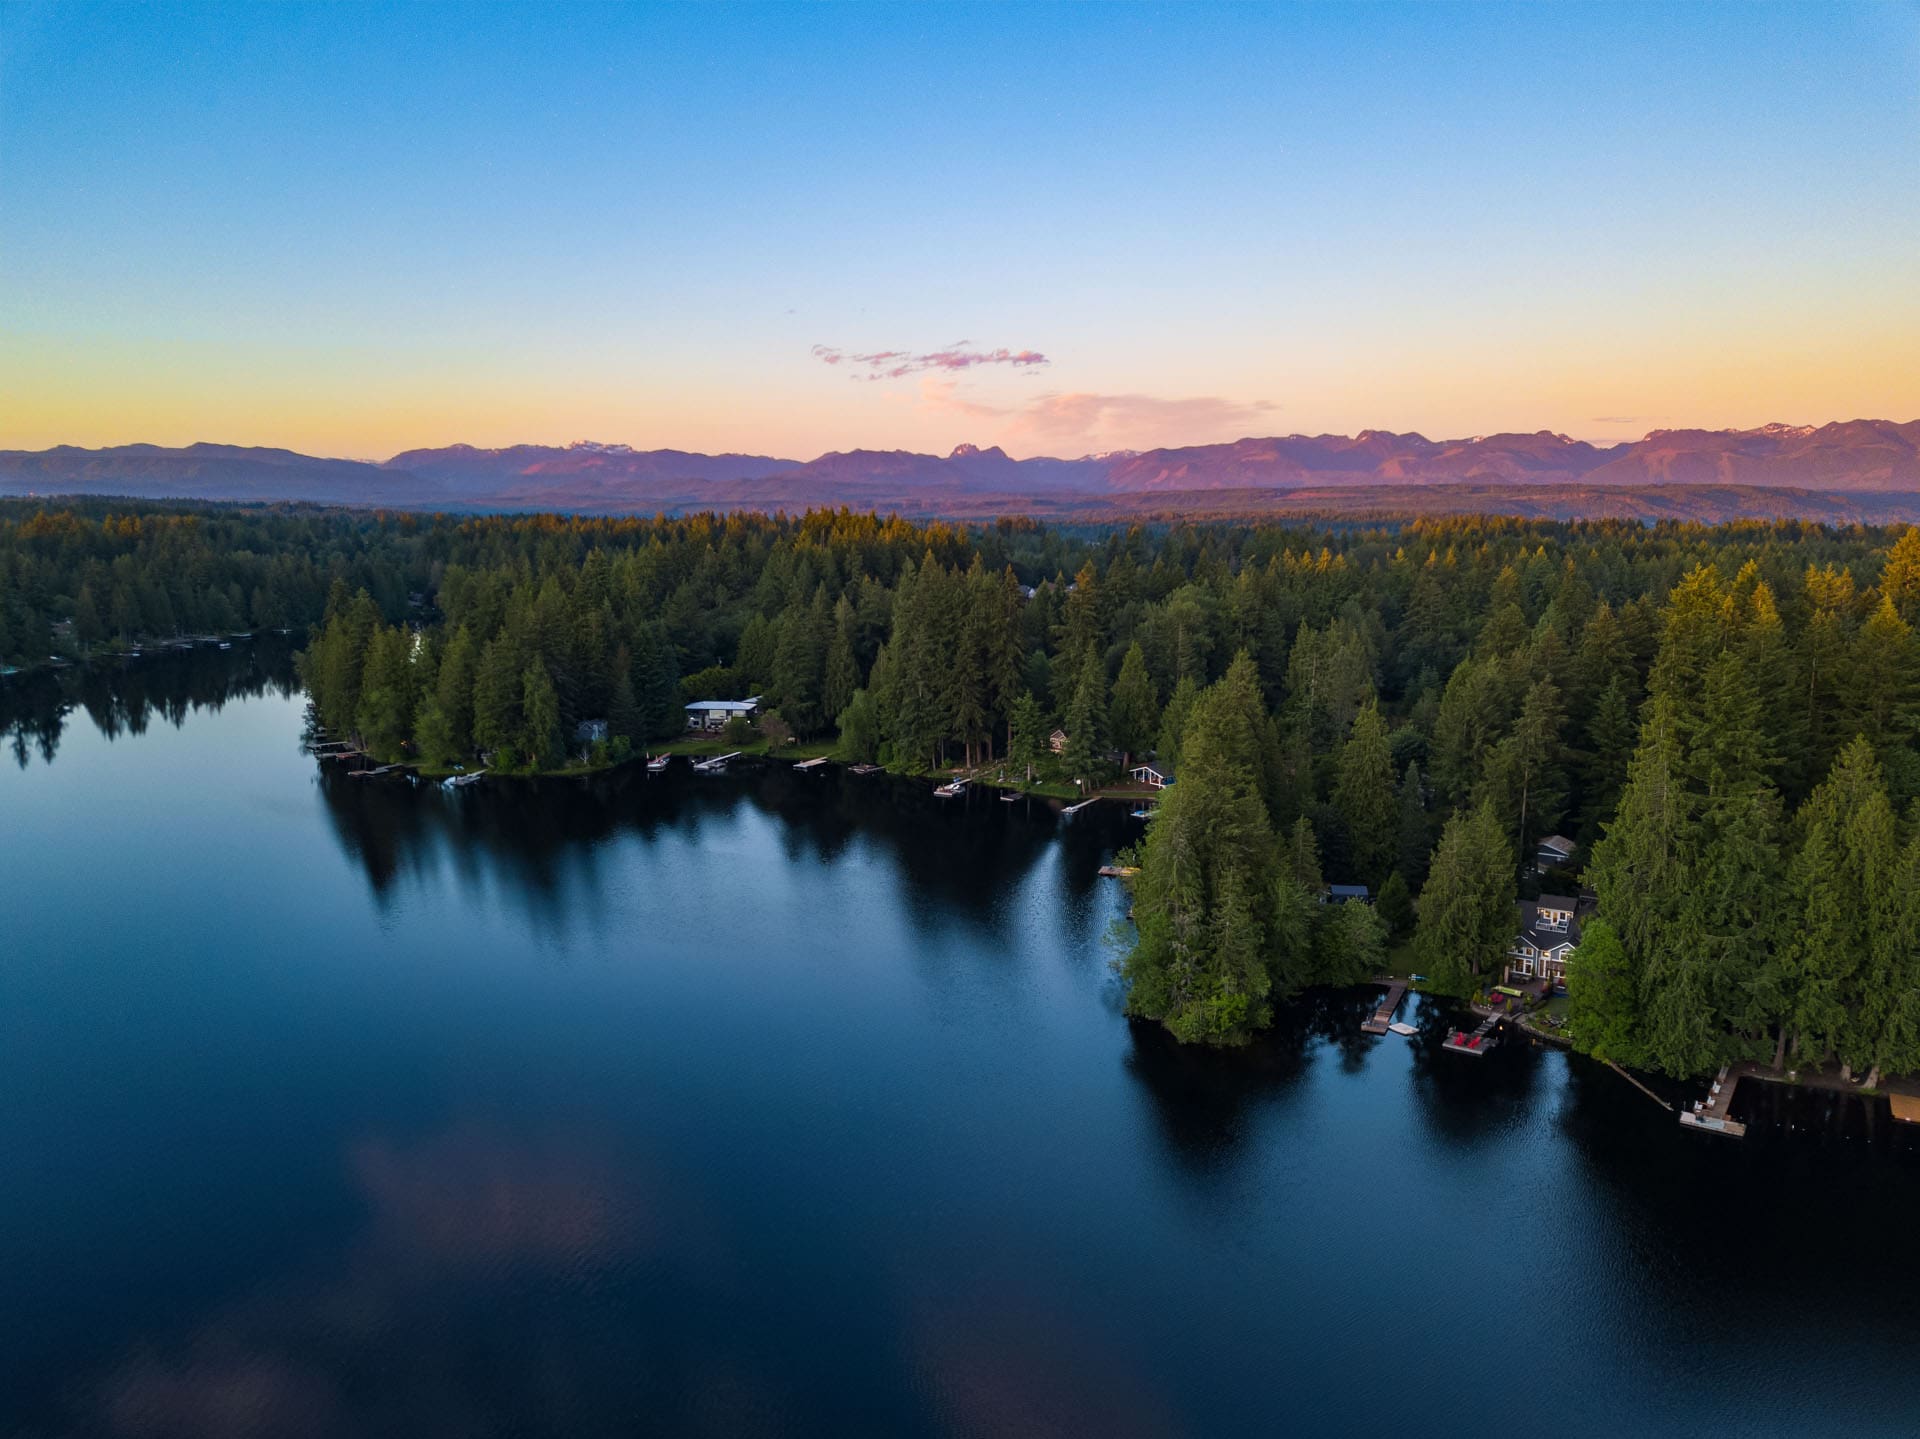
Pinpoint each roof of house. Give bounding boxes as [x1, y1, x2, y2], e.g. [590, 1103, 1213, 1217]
[1328, 884, 1370, 899]
[1537, 834, 1576, 855]
[1515, 898, 1582, 953]
[684, 695, 763, 712]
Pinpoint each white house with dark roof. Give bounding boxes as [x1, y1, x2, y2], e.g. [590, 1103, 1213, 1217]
[1506, 894, 1581, 986]
[684, 695, 762, 732]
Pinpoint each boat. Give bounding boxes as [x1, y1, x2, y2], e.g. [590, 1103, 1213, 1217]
[849, 763, 881, 775]
[934, 779, 967, 798]
[1388, 1021, 1418, 1037]
[647, 754, 669, 772]
[999, 791, 1020, 802]
[217, 642, 231, 650]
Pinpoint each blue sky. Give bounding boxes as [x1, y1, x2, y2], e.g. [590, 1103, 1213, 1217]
[3, 1, 1916, 457]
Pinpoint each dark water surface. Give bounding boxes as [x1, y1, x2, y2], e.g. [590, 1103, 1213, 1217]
[3, 648, 1918, 1438]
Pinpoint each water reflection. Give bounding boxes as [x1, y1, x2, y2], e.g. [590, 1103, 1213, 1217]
[0, 639, 302, 769]
[10, 650, 1920, 1437]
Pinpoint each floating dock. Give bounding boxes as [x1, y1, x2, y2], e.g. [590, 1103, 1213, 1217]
[1361, 979, 1409, 1036]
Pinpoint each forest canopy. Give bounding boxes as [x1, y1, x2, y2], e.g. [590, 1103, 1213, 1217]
[5, 498, 1919, 1074]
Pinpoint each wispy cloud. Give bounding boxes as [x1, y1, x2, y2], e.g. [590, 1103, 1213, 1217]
[911, 378, 1276, 452]
[1590, 415, 1646, 425]
[813, 342, 1049, 380]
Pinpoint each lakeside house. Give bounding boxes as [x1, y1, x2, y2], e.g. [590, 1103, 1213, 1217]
[1128, 762, 1176, 790]
[1534, 834, 1576, 874]
[1507, 894, 1581, 987]
[685, 695, 762, 732]
[1048, 728, 1068, 755]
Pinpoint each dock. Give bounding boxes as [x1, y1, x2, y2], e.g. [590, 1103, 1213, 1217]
[1361, 978, 1408, 1036]
[1062, 798, 1097, 815]
[849, 763, 881, 775]
[1679, 1063, 1749, 1138]
[793, 756, 829, 770]
[693, 751, 741, 773]
[1442, 1010, 1502, 1056]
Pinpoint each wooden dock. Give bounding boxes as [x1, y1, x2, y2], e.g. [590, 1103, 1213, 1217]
[793, 756, 829, 770]
[1679, 1063, 1748, 1138]
[1062, 798, 1096, 815]
[1442, 1010, 1502, 1056]
[1361, 979, 1408, 1036]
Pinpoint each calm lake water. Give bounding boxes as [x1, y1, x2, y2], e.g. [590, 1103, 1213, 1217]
[3, 645, 1918, 1438]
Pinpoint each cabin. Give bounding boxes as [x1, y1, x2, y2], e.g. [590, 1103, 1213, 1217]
[1323, 884, 1371, 905]
[1128, 762, 1176, 790]
[1048, 728, 1068, 755]
[573, 718, 609, 746]
[684, 695, 763, 732]
[1534, 834, 1576, 875]
[1507, 894, 1581, 987]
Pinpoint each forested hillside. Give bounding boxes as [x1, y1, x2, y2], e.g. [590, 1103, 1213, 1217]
[6, 498, 1918, 1077]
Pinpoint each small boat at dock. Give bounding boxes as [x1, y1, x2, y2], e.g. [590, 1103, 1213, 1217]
[934, 778, 967, 797]
[647, 754, 670, 772]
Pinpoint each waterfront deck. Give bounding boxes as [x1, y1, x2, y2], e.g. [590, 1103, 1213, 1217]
[1442, 1010, 1501, 1056]
[1679, 1063, 1748, 1138]
[1361, 978, 1408, 1036]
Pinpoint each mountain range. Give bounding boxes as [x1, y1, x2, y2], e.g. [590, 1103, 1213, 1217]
[3, 421, 1917, 522]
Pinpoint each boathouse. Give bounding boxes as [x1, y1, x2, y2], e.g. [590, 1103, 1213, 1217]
[1128, 762, 1176, 790]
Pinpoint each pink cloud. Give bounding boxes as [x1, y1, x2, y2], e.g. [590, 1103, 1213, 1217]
[812, 343, 1049, 380]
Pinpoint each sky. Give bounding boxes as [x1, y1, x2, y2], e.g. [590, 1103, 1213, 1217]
[2, 1, 1917, 460]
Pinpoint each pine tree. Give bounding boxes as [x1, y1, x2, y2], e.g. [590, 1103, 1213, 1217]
[1155, 674, 1201, 769]
[1565, 919, 1644, 1065]
[519, 660, 562, 770]
[834, 688, 881, 763]
[1414, 804, 1513, 996]
[355, 625, 416, 762]
[1061, 648, 1109, 785]
[1108, 642, 1159, 770]
[1781, 739, 1901, 1080]
[1120, 684, 1285, 1045]
[1394, 760, 1431, 888]
[823, 595, 860, 731]
[1006, 691, 1045, 784]
[1333, 700, 1396, 883]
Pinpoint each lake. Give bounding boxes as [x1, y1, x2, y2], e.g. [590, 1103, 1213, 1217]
[3, 645, 1917, 1437]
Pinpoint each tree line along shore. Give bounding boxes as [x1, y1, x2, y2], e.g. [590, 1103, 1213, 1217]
[5, 498, 1920, 1082]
